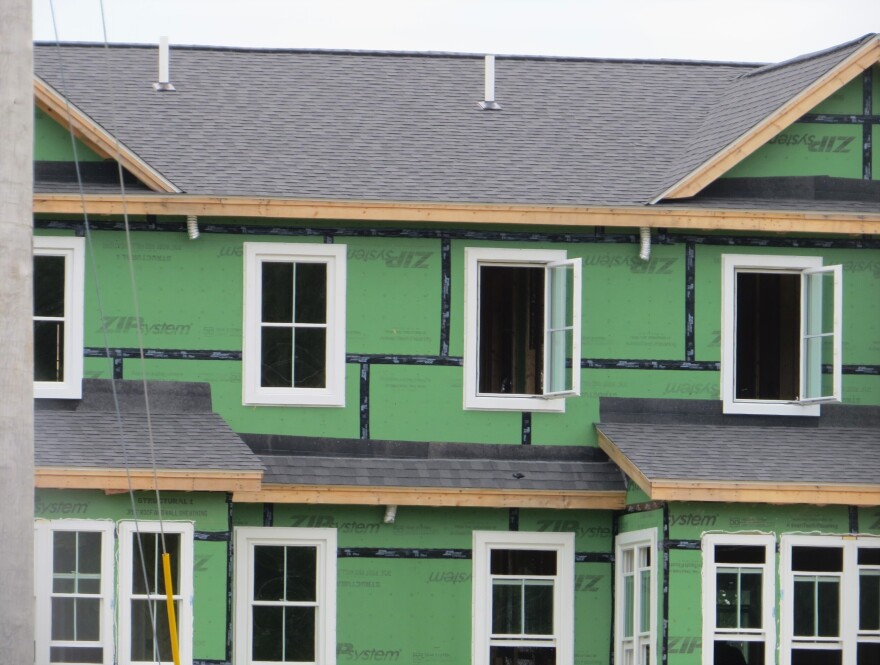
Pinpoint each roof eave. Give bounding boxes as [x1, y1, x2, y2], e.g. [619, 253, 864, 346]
[35, 466, 262, 493]
[652, 34, 880, 204]
[32, 193, 880, 234]
[234, 484, 626, 509]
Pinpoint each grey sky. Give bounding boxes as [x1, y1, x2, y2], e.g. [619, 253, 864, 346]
[34, 0, 878, 63]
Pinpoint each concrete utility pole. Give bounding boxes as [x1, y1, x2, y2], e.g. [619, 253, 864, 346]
[0, 0, 35, 660]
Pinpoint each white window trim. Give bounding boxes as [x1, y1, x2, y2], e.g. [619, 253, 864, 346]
[34, 519, 116, 665]
[472, 530, 575, 665]
[117, 521, 194, 665]
[721, 253, 841, 416]
[233, 526, 337, 665]
[33, 236, 85, 399]
[702, 533, 776, 665]
[615, 528, 658, 665]
[243, 242, 347, 407]
[463, 247, 581, 412]
[780, 534, 880, 665]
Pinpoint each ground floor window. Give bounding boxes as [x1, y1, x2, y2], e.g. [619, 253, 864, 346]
[702, 534, 776, 665]
[34, 520, 115, 665]
[472, 531, 574, 665]
[234, 527, 338, 665]
[117, 521, 194, 665]
[616, 529, 657, 665]
[781, 535, 880, 665]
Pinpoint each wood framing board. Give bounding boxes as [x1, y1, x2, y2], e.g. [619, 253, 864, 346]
[31, 193, 880, 234]
[657, 36, 880, 201]
[34, 77, 179, 193]
[233, 484, 626, 509]
[597, 431, 880, 507]
[35, 467, 262, 492]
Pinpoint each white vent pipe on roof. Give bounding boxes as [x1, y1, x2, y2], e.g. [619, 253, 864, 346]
[383, 505, 397, 524]
[479, 55, 502, 110]
[153, 36, 176, 91]
[638, 226, 651, 261]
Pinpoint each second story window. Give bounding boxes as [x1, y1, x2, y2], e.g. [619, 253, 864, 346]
[243, 243, 347, 407]
[721, 254, 842, 416]
[33, 236, 85, 399]
[464, 248, 581, 412]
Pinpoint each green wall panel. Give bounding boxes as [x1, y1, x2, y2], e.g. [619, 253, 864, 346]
[520, 509, 613, 552]
[874, 124, 880, 180]
[34, 108, 103, 161]
[34, 489, 227, 530]
[811, 72, 863, 115]
[667, 550, 703, 665]
[668, 503, 850, 540]
[618, 508, 662, 534]
[624, 482, 653, 507]
[346, 236, 440, 355]
[369, 364, 523, 444]
[873, 65, 880, 113]
[724, 123, 862, 179]
[574, 562, 613, 665]
[862, 507, 880, 535]
[337, 558, 470, 664]
[192, 540, 228, 660]
[271, 504, 506, 549]
[138, 359, 362, 438]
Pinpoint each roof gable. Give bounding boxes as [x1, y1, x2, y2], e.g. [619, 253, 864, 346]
[655, 33, 880, 201]
[34, 75, 179, 192]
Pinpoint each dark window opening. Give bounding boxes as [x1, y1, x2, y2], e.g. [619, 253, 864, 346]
[714, 641, 765, 665]
[791, 650, 842, 665]
[479, 266, 544, 395]
[490, 646, 556, 665]
[260, 261, 327, 389]
[716, 545, 766, 565]
[735, 272, 799, 401]
[34, 255, 66, 382]
[792, 547, 843, 573]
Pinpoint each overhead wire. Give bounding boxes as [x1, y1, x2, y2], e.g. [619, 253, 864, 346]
[47, 1, 181, 662]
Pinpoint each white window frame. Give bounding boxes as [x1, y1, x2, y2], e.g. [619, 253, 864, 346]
[34, 519, 115, 665]
[721, 254, 842, 416]
[464, 247, 582, 412]
[33, 236, 85, 399]
[615, 528, 658, 665]
[780, 534, 880, 665]
[233, 527, 337, 665]
[243, 242, 347, 407]
[472, 530, 575, 665]
[117, 521, 194, 665]
[702, 533, 776, 665]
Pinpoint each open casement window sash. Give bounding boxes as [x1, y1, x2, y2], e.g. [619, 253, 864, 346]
[542, 258, 582, 398]
[799, 264, 842, 404]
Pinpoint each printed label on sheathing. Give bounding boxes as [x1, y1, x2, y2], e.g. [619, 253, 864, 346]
[767, 133, 854, 153]
[574, 574, 605, 593]
[668, 637, 703, 654]
[337, 643, 402, 661]
[287, 514, 382, 534]
[98, 315, 193, 336]
[412, 651, 454, 664]
[35, 499, 91, 516]
[426, 571, 471, 585]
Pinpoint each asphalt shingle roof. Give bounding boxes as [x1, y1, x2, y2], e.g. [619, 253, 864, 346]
[35, 379, 263, 472]
[596, 422, 880, 486]
[246, 435, 624, 492]
[35, 39, 877, 208]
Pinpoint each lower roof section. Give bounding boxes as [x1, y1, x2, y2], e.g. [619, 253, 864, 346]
[35, 379, 264, 492]
[597, 398, 880, 506]
[234, 435, 626, 509]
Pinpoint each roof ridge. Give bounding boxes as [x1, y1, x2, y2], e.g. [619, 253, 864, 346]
[32, 40, 762, 67]
[739, 33, 877, 79]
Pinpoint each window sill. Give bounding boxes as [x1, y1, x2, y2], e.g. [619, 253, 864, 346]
[464, 393, 565, 412]
[722, 399, 819, 417]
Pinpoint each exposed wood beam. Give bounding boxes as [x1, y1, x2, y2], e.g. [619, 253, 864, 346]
[35, 467, 262, 492]
[32, 193, 880, 235]
[649, 481, 880, 506]
[233, 484, 626, 509]
[658, 36, 880, 201]
[33, 77, 179, 194]
[596, 430, 653, 498]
